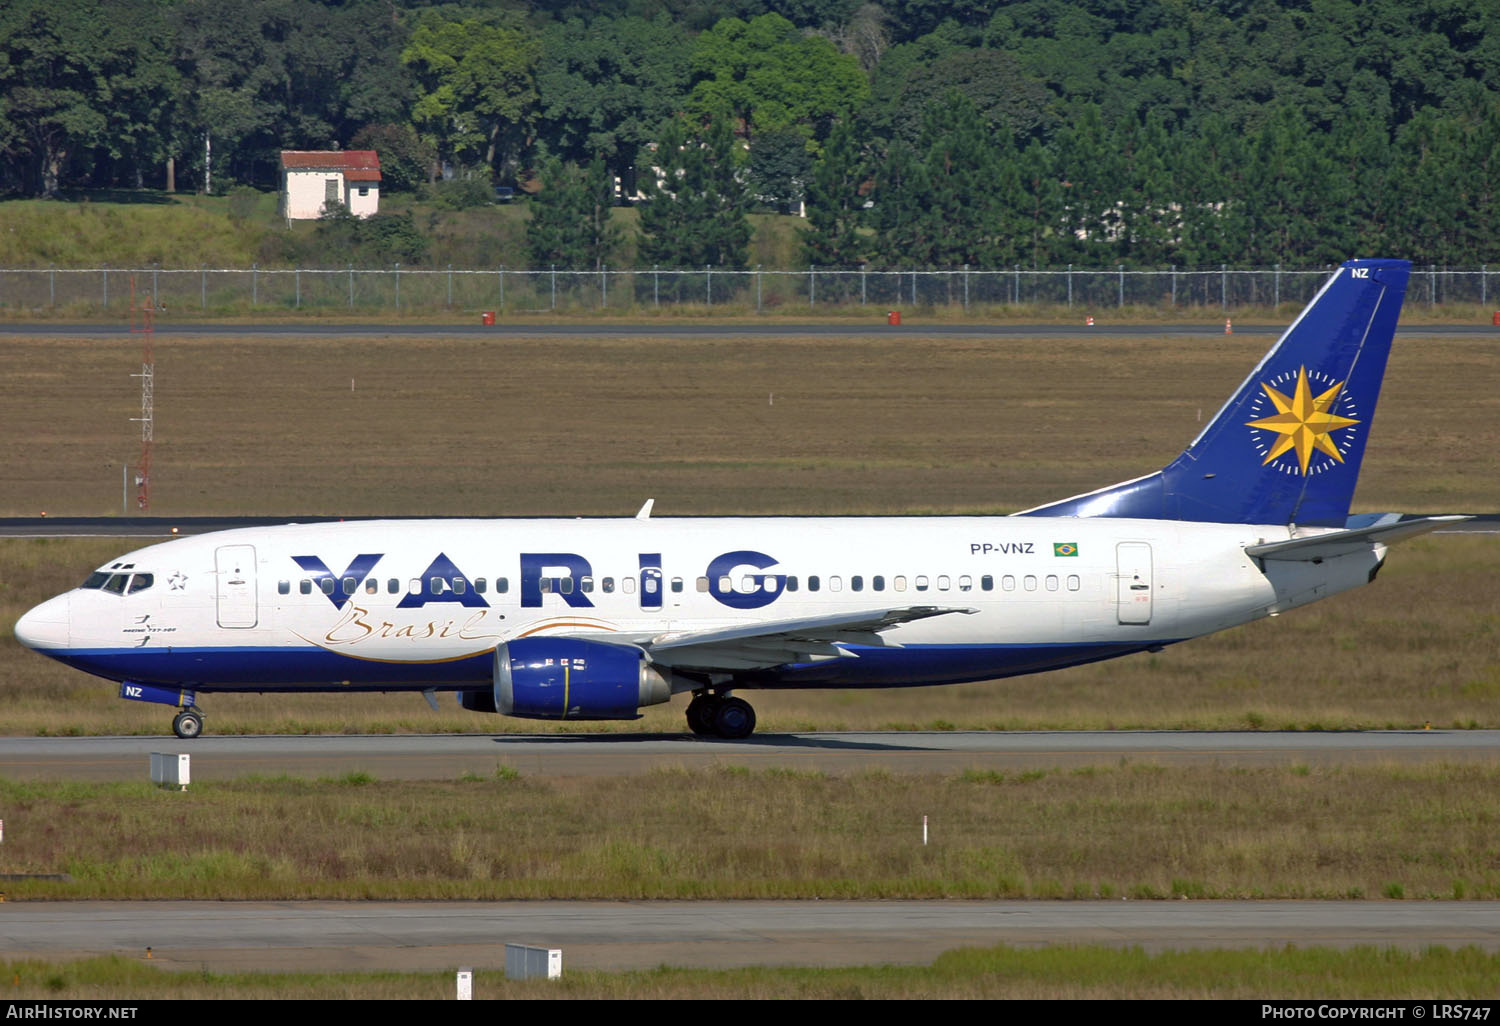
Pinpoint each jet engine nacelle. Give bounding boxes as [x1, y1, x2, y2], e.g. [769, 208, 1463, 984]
[494, 637, 672, 720]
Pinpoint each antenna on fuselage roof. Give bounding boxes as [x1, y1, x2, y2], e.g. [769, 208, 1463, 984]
[635, 499, 655, 520]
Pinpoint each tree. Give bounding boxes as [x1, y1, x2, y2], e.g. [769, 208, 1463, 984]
[800, 118, 868, 267]
[526, 157, 620, 269]
[687, 13, 869, 145]
[351, 123, 434, 193]
[534, 16, 691, 193]
[403, 11, 541, 177]
[637, 117, 751, 269]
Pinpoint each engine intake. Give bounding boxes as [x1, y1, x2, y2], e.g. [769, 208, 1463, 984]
[494, 637, 671, 720]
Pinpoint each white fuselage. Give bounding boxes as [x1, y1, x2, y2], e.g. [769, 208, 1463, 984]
[17, 516, 1381, 695]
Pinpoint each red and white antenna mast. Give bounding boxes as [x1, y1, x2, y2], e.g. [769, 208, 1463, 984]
[129, 276, 154, 510]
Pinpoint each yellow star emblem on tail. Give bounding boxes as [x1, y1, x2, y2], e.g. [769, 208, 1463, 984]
[1245, 366, 1360, 475]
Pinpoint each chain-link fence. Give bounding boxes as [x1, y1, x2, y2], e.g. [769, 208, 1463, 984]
[2, 264, 1494, 315]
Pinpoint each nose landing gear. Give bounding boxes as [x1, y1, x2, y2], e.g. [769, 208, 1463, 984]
[171, 707, 204, 740]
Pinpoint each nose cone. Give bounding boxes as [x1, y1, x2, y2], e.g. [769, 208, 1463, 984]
[15, 594, 70, 651]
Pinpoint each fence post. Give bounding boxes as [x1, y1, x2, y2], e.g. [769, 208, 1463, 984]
[1220, 263, 1227, 311]
[152, 265, 158, 308]
[395, 263, 401, 310]
[911, 269, 916, 306]
[1118, 264, 1124, 308]
[1067, 263, 1072, 307]
[251, 263, 257, 306]
[1274, 263, 1280, 308]
[551, 265, 556, 310]
[1170, 265, 1176, 307]
[963, 264, 969, 311]
[49, 264, 54, 306]
[1014, 265, 1020, 305]
[1430, 264, 1436, 306]
[756, 265, 762, 314]
[1483, 264, 1488, 307]
[653, 265, 659, 308]
[348, 264, 354, 308]
[499, 266, 505, 309]
[706, 264, 712, 306]
[601, 264, 607, 309]
[447, 264, 452, 308]
[809, 265, 814, 307]
[295, 267, 301, 308]
[861, 264, 867, 305]
[102, 264, 107, 307]
[202, 265, 207, 310]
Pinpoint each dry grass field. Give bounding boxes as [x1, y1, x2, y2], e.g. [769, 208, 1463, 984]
[0, 327, 1497, 734]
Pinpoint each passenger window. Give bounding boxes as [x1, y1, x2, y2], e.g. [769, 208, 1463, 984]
[300, 580, 312, 595]
[1045, 575, 1059, 591]
[474, 578, 487, 594]
[894, 575, 907, 592]
[1024, 575, 1037, 591]
[937, 575, 951, 591]
[644, 577, 658, 595]
[981, 575, 993, 591]
[581, 576, 594, 593]
[278, 580, 290, 595]
[719, 575, 732, 592]
[851, 575, 863, 592]
[671, 578, 683, 593]
[829, 576, 843, 592]
[623, 577, 636, 594]
[873, 575, 885, 591]
[497, 578, 509, 594]
[387, 579, 399, 594]
[915, 575, 929, 592]
[341, 577, 356, 595]
[739, 575, 757, 593]
[1067, 575, 1080, 591]
[958, 575, 972, 591]
[1002, 575, 1016, 592]
[696, 577, 709, 592]
[408, 579, 421, 595]
[785, 576, 799, 592]
[603, 578, 615, 593]
[452, 578, 466, 595]
[322, 579, 337, 596]
[560, 578, 574, 595]
[808, 575, 820, 592]
[540, 578, 553, 594]
[365, 578, 378, 594]
[430, 576, 444, 594]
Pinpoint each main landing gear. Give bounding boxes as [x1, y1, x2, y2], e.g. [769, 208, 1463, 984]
[685, 691, 757, 740]
[171, 707, 204, 740]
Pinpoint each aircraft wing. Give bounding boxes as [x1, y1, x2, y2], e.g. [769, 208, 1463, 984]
[1244, 515, 1471, 562]
[561, 606, 976, 671]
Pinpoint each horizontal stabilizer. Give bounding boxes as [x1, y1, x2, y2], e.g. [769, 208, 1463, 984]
[1244, 515, 1470, 562]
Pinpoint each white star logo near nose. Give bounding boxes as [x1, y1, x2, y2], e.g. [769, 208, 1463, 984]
[169, 572, 188, 590]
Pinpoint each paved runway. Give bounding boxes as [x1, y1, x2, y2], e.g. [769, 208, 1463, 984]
[4, 730, 1498, 781]
[6, 899, 1500, 972]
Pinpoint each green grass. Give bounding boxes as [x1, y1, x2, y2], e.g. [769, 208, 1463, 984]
[6, 945, 1500, 1000]
[4, 763, 1500, 901]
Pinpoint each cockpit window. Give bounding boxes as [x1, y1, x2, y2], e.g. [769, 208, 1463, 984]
[127, 573, 154, 594]
[101, 574, 130, 595]
[80, 572, 110, 590]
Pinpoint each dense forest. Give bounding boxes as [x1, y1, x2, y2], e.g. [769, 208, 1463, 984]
[2, 0, 1498, 267]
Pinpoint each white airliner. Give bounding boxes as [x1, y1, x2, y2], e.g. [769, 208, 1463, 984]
[16, 258, 1459, 740]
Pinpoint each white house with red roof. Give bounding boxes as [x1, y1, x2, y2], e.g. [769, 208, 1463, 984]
[279, 150, 382, 220]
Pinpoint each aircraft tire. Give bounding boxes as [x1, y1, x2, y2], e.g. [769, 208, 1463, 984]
[686, 694, 719, 736]
[713, 697, 756, 740]
[172, 710, 203, 740]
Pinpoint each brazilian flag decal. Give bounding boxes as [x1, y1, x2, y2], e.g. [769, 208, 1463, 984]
[1053, 542, 1079, 557]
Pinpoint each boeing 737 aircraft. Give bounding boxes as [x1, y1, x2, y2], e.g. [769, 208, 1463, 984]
[16, 258, 1459, 740]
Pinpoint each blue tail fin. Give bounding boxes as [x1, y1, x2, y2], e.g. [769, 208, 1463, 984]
[1019, 258, 1411, 527]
